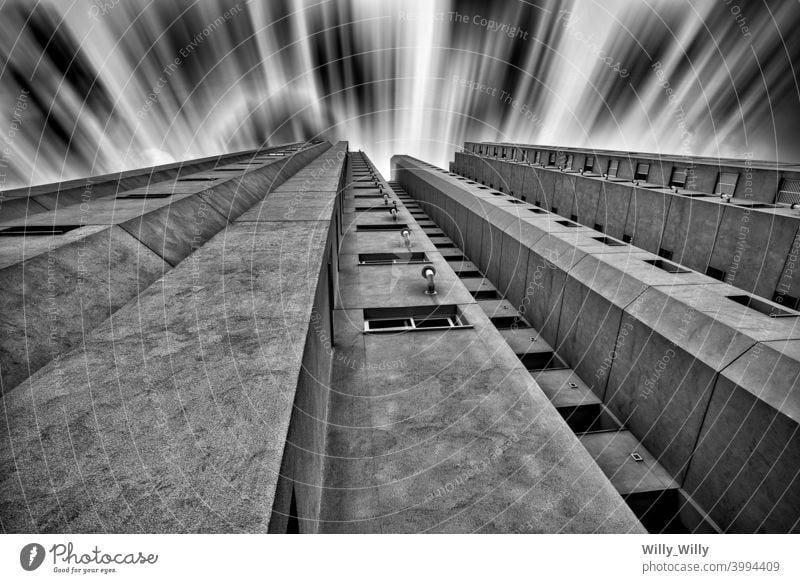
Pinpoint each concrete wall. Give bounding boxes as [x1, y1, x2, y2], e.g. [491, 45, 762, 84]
[395, 155, 800, 533]
[452, 152, 800, 305]
[0, 142, 347, 533]
[0, 143, 331, 393]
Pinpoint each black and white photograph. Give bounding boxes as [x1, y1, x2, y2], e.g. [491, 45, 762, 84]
[0, 0, 798, 581]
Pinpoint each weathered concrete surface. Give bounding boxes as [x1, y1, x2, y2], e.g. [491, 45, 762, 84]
[0, 143, 347, 532]
[320, 157, 645, 533]
[395, 154, 800, 533]
[0, 146, 294, 219]
[452, 152, 800, 304]
[0, 143, 331, 393]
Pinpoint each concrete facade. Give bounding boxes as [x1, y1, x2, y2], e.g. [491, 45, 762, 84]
[394, 154, 800, 533]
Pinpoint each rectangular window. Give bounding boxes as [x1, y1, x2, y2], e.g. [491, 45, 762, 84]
[534, 151, 542, 164]
[715, 172, 738, 196]
[363, 306, 470, 332]
[658, 248, 674, 261]
[357, 224, 409, 231]
[493, 147, 498, 157]
[727, 295, 797, 318]
[669, 167, 688, 187]
[705, 266, 726, 281]
[635, 163, 650, 181]
[358, 252, 427, 265]
[0, 225, 82, 236]
[565, 154, 574, 169]
[777, 178, 800, 205]
[607, 159, 619, 177]
[117, 192, 172, 199]
[548, 152, 557, 166]
[593, 236, 626, 246]
[594, 223, 604, 232]
[501, 148, 507, 159]
[622, 233, 633, 243]
[644, 259, 688, 274]
[773, 291, 800, 311]
[584, 156, 594, 172]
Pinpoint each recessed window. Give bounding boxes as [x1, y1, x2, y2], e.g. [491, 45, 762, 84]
[548, 152, 557, 166]
[772, 291, 800, 311]
[519, 352, 567, 371]
[777, 178, 800, 205]
[473, 289, 500, 300]
[622, 233, 633, 243]
[565, 154, 574, 170]
[705, 266, 726, 281]
[0, 225, 82, 236]
[117, 192, 172, 199]
[551, 206, 559, 214]
[584, 156, 594, 172]
[358, 252, 427, 265]
[357, 224, 409, 231]
[594, 223, 604, 232]
[363, 306, 471, 332]
[354, 207, 395, 212]
[570, 214, 578, 222]
[635, 163, 650, 181]
[658, 248, 674, 261]
[592, 236, 626, 246]
[669, 167, 688, 188]
[715, 172, 738, 196]
[534, 151, 542, 164]
[607, 159, 619, 177]
[644, 259, 688, 274]
[727, 295, 797, 318]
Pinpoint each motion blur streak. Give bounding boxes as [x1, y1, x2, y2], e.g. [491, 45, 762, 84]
[1, 0, 798, 188]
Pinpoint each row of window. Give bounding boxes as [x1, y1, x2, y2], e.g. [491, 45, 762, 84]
[469, 144, 766, 197]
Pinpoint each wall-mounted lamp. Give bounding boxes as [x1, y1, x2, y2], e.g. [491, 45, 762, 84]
[401, 229, 412, 250]
[421, 265, 437, 295]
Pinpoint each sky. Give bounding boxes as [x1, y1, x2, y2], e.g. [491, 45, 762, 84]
[1, 0, 799, 188]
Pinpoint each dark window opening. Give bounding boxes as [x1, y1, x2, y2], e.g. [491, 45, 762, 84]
[727, 295, 797, 318]
[658, 248, 674, 261]
[644, 259, 688, 274]
[570, 214, 578, 222]
[593, 236, 626, 247]
[594, 223, 604, 232]
[705, 266, 726, 281]
[584, 156, 594, 172]
[622, 234, 633, 243]
[0, 225, 82, 236]
[117, 192, 172, 199]
[773, 291, 800, 311]
[286, 488, 299, 534]
[357, 224, 409, 231]
[635, 163, 650, 181]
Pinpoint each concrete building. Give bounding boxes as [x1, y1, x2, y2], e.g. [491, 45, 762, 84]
[0, 140, 797, 533]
